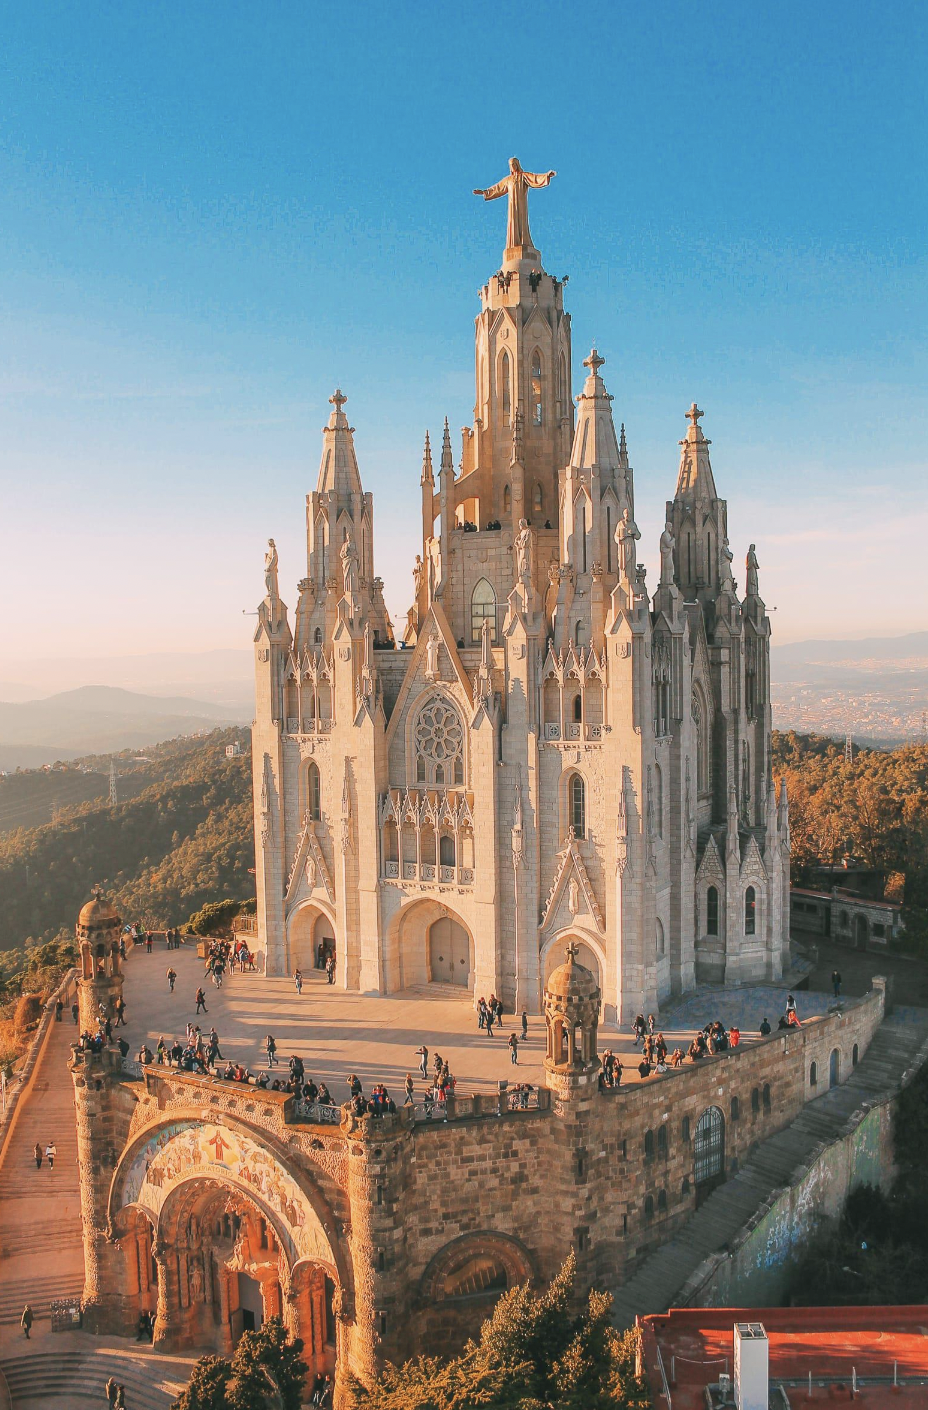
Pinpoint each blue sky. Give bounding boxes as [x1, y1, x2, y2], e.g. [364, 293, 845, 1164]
[1, 0, 926, 669]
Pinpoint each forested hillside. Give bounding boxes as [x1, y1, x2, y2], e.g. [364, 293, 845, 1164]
[0, 729, 255, 962]
[771, 730, 928, 947]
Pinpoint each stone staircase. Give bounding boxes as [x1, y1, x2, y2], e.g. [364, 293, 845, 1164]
[0, 1347, 194, 1410]
[611, 1014, 928, 1328]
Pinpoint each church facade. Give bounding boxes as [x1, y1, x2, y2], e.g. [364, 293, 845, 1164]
[251, 163, 790, 1022]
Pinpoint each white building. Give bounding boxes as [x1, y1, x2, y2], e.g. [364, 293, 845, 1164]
[251, 164, 790, 1021]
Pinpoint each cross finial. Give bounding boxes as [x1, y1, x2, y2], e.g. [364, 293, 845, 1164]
[583, 348, 605, 378]
[565, 940, 580, 962]
[330, 388, 348, 412]
[685, 402, 704, 428]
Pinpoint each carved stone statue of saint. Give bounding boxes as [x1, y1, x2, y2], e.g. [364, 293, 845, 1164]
[264, 539, 279, 600]
[413, 554, 424, 598]
[473, 158, 556, 256]
[746, 543, 760, 597]
[567, 877, 580, 916]
[425, 633, 439, 679]
[514, 517, 534, 583]
[340, 530, 360, 599]
[615, 507, 640, 582]
[720, 535, 735, 590]
[659, 521, 675, 586]
[188, 1255, 204, 1303]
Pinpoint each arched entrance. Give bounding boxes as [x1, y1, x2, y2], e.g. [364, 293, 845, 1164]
[854, 914, 868, 950]
[288, 903, 337, 974]
[109, 1118, 345, 1378]
[428, 917, 472, 987]
[694, 1106, 725, 1206]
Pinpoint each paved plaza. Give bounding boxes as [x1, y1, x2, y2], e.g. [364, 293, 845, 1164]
[123, 940, 836, 1098]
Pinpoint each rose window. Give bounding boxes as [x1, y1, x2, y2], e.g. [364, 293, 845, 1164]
[415, 699, 464, 787]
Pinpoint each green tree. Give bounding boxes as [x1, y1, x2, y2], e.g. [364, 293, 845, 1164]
[228, 1318, 308, 1410]
[348, 1257, 649, 1410]
[170, 1355, 232, 1410]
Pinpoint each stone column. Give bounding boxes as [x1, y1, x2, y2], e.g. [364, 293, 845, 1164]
[152, 1243, 183, 1349]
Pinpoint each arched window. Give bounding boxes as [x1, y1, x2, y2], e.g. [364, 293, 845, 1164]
[569, 773, 586, 838]
[657, 1189, 668, 1215]
[682, 1115, 691, 1143]
[531, 350, 543, 425]
[606, 507, 613, 572]
[762, 1084, 771, 1112]
[751, 1087, 760, 1115]
[657, 1125, 668, 1160]
[304, 762, 321, 821]
[414, 696, 465, 788]
[852, 1043, 859, 1068]
[656, 918, 666, 959]
[470, 578, 497, 644]
[691, 692, 707, 793]
[439, 835, 455, 867]
[731, 1096, 740, 1122]
[576, 497, 588, 572]
[500, 350, 511, 422]
[682, 1175, 691, 1196]
[829, 1048, 840, 1088]
[503, 483, 511, 514]
[559, 350, 567, 412]
[706, 886, 719, 936]
[644, 1194, 654, 1222]
[644, 1129, 654, 1160]
[744, 887, 756, 935]
[572, 693, 582, 722]
[574, 620, 586, 651]
[313, 627, 322, 645]
[694, 1107, 725, 1192]
[809, 1061, 817, 1086]
[534, 482, 543, 512]
[654, 762, 663, 839]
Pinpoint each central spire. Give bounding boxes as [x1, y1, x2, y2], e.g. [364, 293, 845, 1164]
[473, 157, 557, 264]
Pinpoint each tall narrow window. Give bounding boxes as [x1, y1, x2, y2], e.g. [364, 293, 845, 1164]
[577, 499, 587, 572]
[559, 351, 567, 414]
[656, 918, 666, 958]
[503, 484, 511, 513]
[501, 350, 511, 422]
[572, 693, 582, 722]
[706, 885, 719, 936]
[654, 762, 663, 839]
[744, 886, 756, 935]
[470, 578, 497, 644]
[569, 773, 586, 838]
[305, 762, 321, 821]
[534, 482, 543, 512]
[531, 351, 543, 426]
[606, 507, 613, 572]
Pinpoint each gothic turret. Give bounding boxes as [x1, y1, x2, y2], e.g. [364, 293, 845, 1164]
[668, 403, 728, 603]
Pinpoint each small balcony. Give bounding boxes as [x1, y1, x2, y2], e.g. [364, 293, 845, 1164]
[543, 722, 603, 743]
[382, 861, 474, 887]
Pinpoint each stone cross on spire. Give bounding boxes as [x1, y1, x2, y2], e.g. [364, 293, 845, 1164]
[583, 348, 605, 377]
[473, 157, 556, 259]
[330, 389, 348, 413]
[565, 940, 580, 962]
[685, 403, 704, 429]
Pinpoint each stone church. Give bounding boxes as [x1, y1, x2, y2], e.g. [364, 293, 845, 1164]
[251, 160, 790, 1022]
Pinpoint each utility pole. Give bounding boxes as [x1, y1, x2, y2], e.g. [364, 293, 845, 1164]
[844, 732, 854, 765]
[109, 760, 118, 807]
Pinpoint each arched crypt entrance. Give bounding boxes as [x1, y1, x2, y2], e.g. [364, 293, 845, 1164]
[108, 1118, 345, 1378]
[288, 902, 337, 975]
[385, 898, 476, 992]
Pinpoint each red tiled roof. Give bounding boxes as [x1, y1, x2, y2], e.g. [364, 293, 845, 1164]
[640, 1305, 928, 1409]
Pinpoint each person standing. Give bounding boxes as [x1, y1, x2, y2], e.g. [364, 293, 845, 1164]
[415, 1045, 428, 1077]
[508, 1033, 519, 1065]
[114, 1385, 126, 1409]
[831, 969, 842, 998]
[45, 1140, 57, 1170]
[326, 955, 336, 985]
[403, 1074, 415, 1105]
[54, 998, 63, 1022]
[106, 1376, 118, 1409]
[71, 1000, 79, 1025]
[195, 987, 208, 1014]
[114, 997, 126, 1027]
[294, 969, 303, 995]
[145, 933, 153, 954]
[33, 1142, 42, 1170]
[266, 1035, 278, 1067]
[21, 1304, 33, 1339]
[521, 1009, 528, 1042]
[166, 967, 177, 992]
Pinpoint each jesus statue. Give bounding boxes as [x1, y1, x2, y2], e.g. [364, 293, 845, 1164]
[474, 158, 556, 258]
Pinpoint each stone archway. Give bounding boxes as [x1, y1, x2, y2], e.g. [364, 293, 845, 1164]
[287, 902, 337, 975]
[108, 1117, 347, 1376]
[542, 934, 602, 990]
[386, 898, 476, 993]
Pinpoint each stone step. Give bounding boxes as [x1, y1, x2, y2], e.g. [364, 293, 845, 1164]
[0, 1350, 192, 1410]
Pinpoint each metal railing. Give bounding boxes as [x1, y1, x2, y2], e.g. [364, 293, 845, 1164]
[290, 1100, 342, 1126]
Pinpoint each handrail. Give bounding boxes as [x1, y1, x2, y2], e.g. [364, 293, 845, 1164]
[654, 1344, 673, 1409]
[0, 967, 78, 1171]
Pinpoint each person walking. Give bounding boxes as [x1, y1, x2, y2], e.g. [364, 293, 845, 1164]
[508, 1033, 519, 1065]
[114, 996, 126, 1027]
[55, 998, 63, 1022]
[521, 1008, 528, 1042]
[195, 987, 208, 1014]
[831, 969, 842, 998]
[106, 1375, 118, 1408]
[33, 1142, 42, 1170]
[45, 1140, 57, 1170]
[145, 933, 153, 954]
[21, 1304, 33, 1339]
[415, 1045, 428, 1077]
[166, 967, 177, 992]
[325, 955, 336, 985]
[71, 1000, 79, 1025]
[266, 1035, 278, 1067]
[403, 1074, 415, 1105]
[294, 969, 303, 995]
[114, 1385, 126, 1409]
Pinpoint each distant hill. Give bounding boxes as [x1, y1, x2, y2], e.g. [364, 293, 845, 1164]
[775, 631, 928, 665]
[0, 728, 254, 953]
[0, 684, 251, 769]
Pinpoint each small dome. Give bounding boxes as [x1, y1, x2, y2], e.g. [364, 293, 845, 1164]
[546, 947, 600, 1001]
[78, 895, 121, 929]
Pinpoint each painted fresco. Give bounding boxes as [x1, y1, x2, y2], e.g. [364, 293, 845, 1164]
[117, 1121, 333, 1267]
